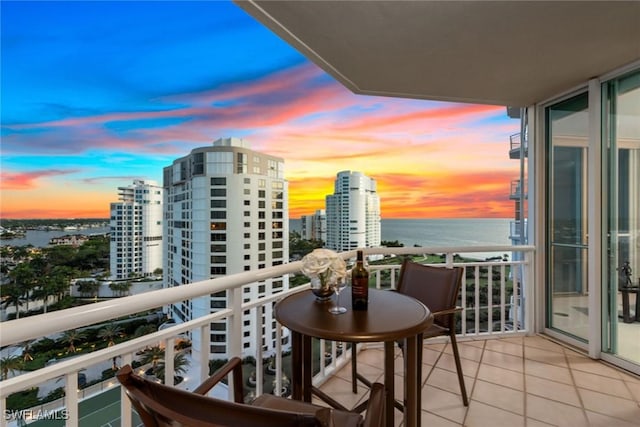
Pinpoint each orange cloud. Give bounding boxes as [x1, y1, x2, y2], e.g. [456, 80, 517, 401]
[0, 169, 80, 190]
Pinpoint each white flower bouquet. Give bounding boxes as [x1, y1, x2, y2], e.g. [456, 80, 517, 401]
[301, 249, 347, 299]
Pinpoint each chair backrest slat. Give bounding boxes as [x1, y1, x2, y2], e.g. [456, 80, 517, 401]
[117, 365, 321, 427]
[396, 260, 463, 328]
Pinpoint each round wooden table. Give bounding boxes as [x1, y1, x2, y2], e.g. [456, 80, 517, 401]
[275, 288, 433, 427]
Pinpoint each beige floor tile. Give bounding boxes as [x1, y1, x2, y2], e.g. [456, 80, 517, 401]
[421, 385, 468, 424]
[443, 342, 484, 362]
[578, 387, 640, 423]
[565, 353, 624, 378]
[435, 352, 479, 377]
[320, 337, 640, 427]
[335, 361, 383, 387]
[420, 410, 461, 427]
[585, 410, 640, 427]
[626, 380, 640, 403]
[524, 359, 573, 385]
[525, 418, 555, 427]
[484, 339, 523, 357]
[425, 367, 473, 401]
[572, 368, 633, 400]
[464, 400, 525, 427]
[524, 345, 568, 367]
[498, 335, 524, 345]
[523, 336, 566, 354]
[471, 379, 524, 415]
[422, 347, 444, 365]
[525, 374, 581, 407]
[476, 363, 524, 391]
[458, 338, 486, 348]
[526, 394, 589, 427]
[482, 349, 524, 372]
[357, 347, 386, 367]
[424, 342, 447, 352]
[317, 375, 371, 410]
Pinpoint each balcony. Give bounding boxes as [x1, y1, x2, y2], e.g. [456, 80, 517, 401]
[1, 246, 638, 426]
[509, 133, 528, 160]
[509, 179, 528, 201]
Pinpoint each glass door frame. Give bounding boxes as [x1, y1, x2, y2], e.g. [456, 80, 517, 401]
[535, 62, 640, 375]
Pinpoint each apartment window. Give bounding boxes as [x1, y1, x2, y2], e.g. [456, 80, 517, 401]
[210, 222, 226, 230]
[210, 211, 226, 219]
[210, 189, 226, 197]
[211, 177, 226, 185]
[211, 200, 226, 208]
[210, 267, 227, 275]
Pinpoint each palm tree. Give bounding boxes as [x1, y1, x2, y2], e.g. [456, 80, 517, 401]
[0, 355, 23, 380]
[9, 263, 36, 313]
[97, 323, 124, 346]
[134, 324, 157, 337]
[61, 329, 86, 353]
[156, 352, 190, 384]
[139, 345, 165, 370]
[1, 284, 26, 319]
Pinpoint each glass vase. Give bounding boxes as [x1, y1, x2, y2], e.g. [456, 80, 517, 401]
[310, 277, 334, 301]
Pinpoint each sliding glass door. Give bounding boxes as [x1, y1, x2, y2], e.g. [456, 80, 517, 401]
[546, 93, 589, 342]
[603, 70, 640, 365]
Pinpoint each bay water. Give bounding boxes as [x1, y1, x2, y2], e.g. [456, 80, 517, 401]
[3, 218, 513, 260]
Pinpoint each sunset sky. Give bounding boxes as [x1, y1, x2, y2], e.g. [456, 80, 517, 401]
[1, 1, 519, 220]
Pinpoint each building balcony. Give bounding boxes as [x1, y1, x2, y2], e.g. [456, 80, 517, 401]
[1, 246, 639, 427]
[509, 179, 528, 201]
[509, 133, 528, 160]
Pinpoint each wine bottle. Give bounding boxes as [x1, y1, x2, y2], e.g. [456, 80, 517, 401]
[351, 250, 369, 310]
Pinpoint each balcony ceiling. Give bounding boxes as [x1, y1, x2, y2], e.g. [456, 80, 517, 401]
[235, 1, 640, 106]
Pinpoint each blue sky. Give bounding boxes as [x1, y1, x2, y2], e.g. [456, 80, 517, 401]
[0, 1, 519, 219]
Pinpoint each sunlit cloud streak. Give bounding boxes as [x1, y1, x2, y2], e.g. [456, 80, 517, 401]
[0, 2, 520, 219]
[0, 169, 80, 190]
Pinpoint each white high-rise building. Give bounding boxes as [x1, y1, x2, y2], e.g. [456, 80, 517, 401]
[300, 209, 326, 243]
[163, 137, 289, 359]
[326, 171, 381, 252]
[109, 179, 163, 280]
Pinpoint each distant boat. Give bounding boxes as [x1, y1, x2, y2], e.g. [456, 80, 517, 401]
[64, 226, 78, 231]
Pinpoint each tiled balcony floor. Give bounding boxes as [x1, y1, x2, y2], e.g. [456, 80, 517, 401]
[317, 335, 640, 427]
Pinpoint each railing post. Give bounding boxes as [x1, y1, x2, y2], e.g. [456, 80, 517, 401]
[524, 250, 535, 335]
[120, 353, 133, 427]
[254, 307, 264, 397]
[165, 337, 175, 387]
[65, 371, 78, 427]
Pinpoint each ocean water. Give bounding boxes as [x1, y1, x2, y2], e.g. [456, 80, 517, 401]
[290, 218, 513, 259]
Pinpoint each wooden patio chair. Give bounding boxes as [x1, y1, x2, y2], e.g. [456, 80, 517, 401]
[351, 259, 469, 406]
[117, 356, 385, 426]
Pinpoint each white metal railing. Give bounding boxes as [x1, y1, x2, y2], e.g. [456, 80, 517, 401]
[0, 245, 534, 427]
